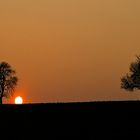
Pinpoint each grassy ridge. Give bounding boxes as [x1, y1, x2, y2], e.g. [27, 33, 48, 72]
[0, 101, 140, 139]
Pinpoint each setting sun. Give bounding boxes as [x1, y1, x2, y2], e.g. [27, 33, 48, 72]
[15, 96, 23, 104]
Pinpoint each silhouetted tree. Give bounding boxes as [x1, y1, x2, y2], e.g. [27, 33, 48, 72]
[0, 62, 18, 104]
[121, 55, 140, 91]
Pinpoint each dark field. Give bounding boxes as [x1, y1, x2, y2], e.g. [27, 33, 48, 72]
[0, 101, 140, 139]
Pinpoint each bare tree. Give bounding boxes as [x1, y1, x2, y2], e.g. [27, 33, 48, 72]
[121, 56, 140, 91]
[0, 62, 18, 104]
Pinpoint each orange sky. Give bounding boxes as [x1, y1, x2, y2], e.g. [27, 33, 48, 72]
[0, 0, 140, 103]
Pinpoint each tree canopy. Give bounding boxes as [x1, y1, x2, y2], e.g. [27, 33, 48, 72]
[0, 62, 18, 104]
[121, 56, 140, 91]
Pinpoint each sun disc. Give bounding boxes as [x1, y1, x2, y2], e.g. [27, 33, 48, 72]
[15, 96, 23, 104]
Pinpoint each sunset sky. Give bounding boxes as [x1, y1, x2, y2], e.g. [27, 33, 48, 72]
[0, 0, 140, 103]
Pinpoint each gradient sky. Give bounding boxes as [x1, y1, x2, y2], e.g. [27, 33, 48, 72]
[0, 0, 140, 103]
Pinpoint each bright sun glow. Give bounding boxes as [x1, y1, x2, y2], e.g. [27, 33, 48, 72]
[15, 96, 23, 104]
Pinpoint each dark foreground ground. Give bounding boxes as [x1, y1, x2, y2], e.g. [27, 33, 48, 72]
[0, 101, 140, 139]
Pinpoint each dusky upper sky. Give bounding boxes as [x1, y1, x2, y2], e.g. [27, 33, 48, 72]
[0, 0, 140, 103]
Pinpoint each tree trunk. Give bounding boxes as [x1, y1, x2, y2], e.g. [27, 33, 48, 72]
[0, 97, 2, 104]
[1, 85, 4, 105]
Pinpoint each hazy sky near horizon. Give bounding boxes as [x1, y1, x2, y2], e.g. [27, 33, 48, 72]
[0, 0, 140, 103]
